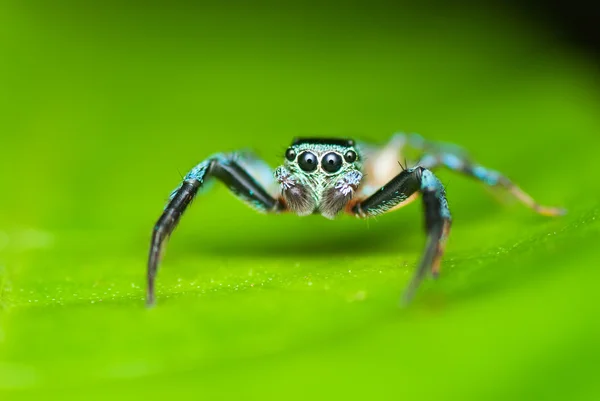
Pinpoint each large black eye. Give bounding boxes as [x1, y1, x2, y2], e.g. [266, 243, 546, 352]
[285, 148, 296, 161]
[344, 150, 357, 163]
[298, 151, 318, 172]
[321, 152, 343, 173]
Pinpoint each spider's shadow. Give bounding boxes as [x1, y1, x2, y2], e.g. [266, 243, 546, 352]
[189, 218, 422, 258]
[178, 196, 507, 259]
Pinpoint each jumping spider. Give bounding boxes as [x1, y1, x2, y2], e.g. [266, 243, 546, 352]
[147, 134, 564, 306]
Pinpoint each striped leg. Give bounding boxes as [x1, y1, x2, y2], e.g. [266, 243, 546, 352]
[147, 152, 285, 306]
[351, 167, 452, 304]
[403, 133, 566, 216]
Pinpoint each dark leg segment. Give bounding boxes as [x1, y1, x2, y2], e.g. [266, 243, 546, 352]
[148, 180, 201, 306]
[352, 167, 452, 304]
[147, 154, 284, 306]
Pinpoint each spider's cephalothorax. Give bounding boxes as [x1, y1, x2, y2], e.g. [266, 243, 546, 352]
[147, 133, 565, 307]
[274, 138, 363, 219]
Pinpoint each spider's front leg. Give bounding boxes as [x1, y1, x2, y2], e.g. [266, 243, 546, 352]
[147, 152, 285, 306]
[350, 167, 451, 305]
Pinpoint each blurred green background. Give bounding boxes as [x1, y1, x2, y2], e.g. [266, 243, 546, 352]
[1, 1, 599, 400]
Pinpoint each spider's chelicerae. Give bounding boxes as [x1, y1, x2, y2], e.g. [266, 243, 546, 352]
[147, 134, 565, 306]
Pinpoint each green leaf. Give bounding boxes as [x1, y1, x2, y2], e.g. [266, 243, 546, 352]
[1, 2, 599, 400]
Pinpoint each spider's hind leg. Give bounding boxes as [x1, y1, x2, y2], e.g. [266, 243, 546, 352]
[406, 133, 565, 217]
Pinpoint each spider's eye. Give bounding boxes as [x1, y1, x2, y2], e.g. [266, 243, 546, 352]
[298, 151, 318, 172]
[344, 150, 357, 163]
[285, 148, 296, 161]
[321, 152, 343, 173]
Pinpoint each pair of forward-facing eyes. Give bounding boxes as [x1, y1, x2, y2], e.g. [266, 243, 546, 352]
[285, 148, 357, 173]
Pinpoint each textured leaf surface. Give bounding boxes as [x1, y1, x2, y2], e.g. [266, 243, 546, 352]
[1, 2, 599, 400]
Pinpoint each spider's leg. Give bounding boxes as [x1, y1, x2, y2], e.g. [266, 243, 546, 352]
[350, 167, 452, 305]
[418, 151, 565, 216]
[392, 133, 564, 216]
[147, 152, 285, 306]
